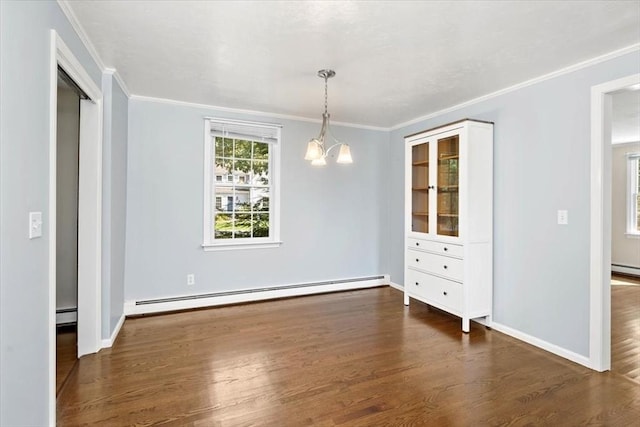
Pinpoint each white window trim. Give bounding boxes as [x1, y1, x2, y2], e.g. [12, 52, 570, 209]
[202, 117, 282, 250]
[626, 152, 640, 238]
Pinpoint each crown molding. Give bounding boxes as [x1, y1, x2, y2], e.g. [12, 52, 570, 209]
[57, 0, 105, 70]
[129, 95, 390, 132]
[57, 1, 132, 97]
[391, 43, 640, 131]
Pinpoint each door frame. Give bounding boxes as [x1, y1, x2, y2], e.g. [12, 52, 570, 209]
[589, 73, 640, 372]
[48, 30, 103, 422]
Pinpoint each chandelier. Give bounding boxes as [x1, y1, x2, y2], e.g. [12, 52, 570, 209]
[304, 69, 353, 166]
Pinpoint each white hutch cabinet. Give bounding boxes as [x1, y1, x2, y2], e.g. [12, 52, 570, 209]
[404, 119, 493, 332]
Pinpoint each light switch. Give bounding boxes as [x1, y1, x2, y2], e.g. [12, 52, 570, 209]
[557, 210, 568, 225]
[29, 212, 43, 239]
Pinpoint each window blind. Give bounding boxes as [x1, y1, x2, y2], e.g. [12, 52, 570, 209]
[207, 118, 281, 144]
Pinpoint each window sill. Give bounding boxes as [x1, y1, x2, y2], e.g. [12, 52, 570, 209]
[624, 232, 640, 239]
[202, 241, 283, 251]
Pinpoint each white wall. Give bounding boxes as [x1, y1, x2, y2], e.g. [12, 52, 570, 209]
[611, 142, 640, 270]
[0, 1, 102, 424]
[386, 50, 640, 358]
[56, 86, 80, 313]
[124, 98, 388, 302]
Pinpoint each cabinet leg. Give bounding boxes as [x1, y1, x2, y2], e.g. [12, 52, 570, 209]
[462, 318, 470, 333]
[485, 314, 492, 330]
[403, 293, 410, 306]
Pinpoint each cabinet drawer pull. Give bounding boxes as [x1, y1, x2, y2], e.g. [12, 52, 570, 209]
[443, 291, 448, 296]
[416, 258, 419, 262]
[443, 265, 448, 269]
[443, 247, 448, 252]
[416, 242, 420, 246]
[415, 282, 419, 286]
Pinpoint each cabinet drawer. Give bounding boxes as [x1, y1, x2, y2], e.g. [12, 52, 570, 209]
[407, 250, 464, 281]
[407, 238, 463, 258]
[406, 269, 463, 312]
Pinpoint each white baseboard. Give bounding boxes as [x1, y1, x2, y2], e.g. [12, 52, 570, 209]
[611, 264, 640, 276]
[124, 275, 390, 316]
[490, 321, 591, 369]
[101, 313, 125, 348]
[388, 281, 403, 291]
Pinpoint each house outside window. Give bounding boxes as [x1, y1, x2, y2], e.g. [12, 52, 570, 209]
[627, 153, 640, 235]
[203, 118, 281, 250]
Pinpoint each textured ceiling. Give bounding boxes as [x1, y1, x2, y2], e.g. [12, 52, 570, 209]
[65, 0, 640, 128]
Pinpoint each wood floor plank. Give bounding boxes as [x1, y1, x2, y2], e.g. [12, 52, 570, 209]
[57, 287, 640, 426]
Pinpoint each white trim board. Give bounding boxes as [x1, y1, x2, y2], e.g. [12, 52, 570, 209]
[388, 281, 404, 291]
[590, 73, 640, 372]
[49, 30, 104, 426]
[101, 313, 125, 348]
[490, 322, 591, 369]
[125, 275, 390, 316]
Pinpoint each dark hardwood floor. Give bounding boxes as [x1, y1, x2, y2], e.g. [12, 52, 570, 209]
[56, 324, 77, 396]
[611, 273, 640, 383]
[57, 287, 640, 426]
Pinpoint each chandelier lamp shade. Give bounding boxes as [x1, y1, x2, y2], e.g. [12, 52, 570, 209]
[304, 69, 353, 165]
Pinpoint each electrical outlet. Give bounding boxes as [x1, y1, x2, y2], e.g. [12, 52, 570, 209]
[187, 274, 195, 285]
[557, 210, 568, 225]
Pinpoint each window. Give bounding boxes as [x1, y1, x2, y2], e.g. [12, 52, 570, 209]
[203, 118, 281, 250]
[627, 153, 640, 236]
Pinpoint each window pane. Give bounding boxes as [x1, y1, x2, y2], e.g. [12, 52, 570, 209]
[233, 158, 251, 174]
[251, 193, 269, 212]
[214, 137, 224, 157]
[234, 139, 252, 160]
[235, 189, 251, 212]
[254, 141, 269, 160]
[254, 213, 270, 237]
[215, 213, 233, 239]
[223, 138, 233, 157]
[234, 213, 252, 238]
[252, 160, 269, 185]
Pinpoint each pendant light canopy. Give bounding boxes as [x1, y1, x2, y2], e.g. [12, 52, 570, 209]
[304, 69, 353, 166]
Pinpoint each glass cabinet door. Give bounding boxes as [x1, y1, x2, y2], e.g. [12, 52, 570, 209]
[437, 135, 459, 236]
[411, 142, 429, 233]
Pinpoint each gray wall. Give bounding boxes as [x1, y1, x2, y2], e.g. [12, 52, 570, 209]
[56, 87, 80, 312]
[101, 73, 129, 339]
[387, 51, 640, 357]
[124, 99, 388, 301]
[611, 142, 640, 269]
[0, 1, 102, 424]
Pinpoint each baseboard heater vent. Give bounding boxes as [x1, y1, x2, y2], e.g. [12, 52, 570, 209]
[136, 275, 385, 305]
[125, 275, 389, 316]
[56, 307, 77, 325]
[612, 264, 640, 276]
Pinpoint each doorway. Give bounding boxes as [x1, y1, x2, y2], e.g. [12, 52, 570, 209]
[55, 68, 83, 394]
[590, 73, 640, 372]
[48, 30, 103, 423]
[609, 87, 640, 381]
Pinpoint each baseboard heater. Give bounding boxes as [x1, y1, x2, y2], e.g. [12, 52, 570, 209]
[125, 275, 388, 316]
[612, 264, 640, 277]
[56, 307, 77, 325]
